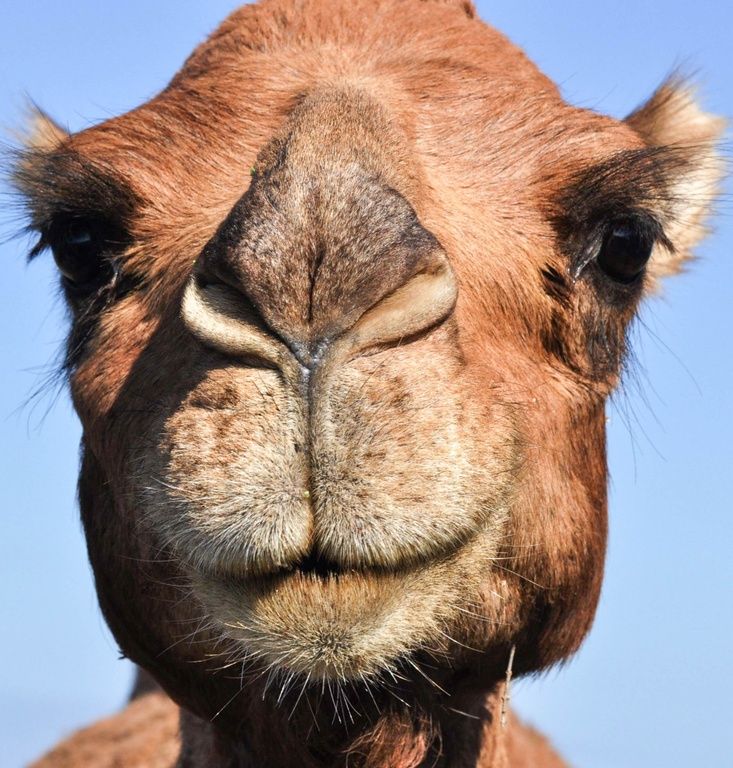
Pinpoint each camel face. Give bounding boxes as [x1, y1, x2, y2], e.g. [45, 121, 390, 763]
[143, 86, 521, 684]
[15, 0, 722, 732]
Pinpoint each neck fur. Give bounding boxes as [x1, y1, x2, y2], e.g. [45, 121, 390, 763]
[177, 686, 511, 768]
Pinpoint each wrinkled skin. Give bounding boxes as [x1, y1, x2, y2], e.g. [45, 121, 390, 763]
[17, 0, 722, 766]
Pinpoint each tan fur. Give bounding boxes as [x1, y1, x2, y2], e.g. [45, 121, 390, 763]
[20, 107, 68, 151]
[16, 1, 723, 766]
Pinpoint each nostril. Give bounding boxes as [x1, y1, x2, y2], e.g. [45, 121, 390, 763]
[194, 271, 213, 290]
[328, 257, 458, 363]
[194, 257, 247, 296]
[181, 272, 293, 372]
[193, 267, 253, 309]
[189, 261, 334, 373]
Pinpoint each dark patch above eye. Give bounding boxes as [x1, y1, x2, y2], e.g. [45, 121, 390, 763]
[16, 144, 140, 289]
[549, 145, 679, 292]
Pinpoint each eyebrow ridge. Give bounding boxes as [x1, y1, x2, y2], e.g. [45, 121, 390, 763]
[552, 144, 694, 224]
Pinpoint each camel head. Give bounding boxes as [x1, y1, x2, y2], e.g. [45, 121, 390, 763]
[14, 0, 723, 761]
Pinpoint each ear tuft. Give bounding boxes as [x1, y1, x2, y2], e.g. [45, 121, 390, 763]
[626, 78, 725, 148]
[625, 78, 726, 280]
[20, 104, 69, 151]
[10, 105, 69, 204]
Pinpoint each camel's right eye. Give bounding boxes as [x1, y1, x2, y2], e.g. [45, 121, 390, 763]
[596, 219, 655, 284]
[49, 218, 117, 291]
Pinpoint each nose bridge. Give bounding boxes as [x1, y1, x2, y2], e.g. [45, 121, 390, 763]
[189, 87, 455, 365]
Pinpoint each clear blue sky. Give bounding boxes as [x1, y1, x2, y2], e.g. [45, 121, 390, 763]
[0, 3, 730, 767]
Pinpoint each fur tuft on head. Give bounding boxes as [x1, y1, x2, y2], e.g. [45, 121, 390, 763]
[625, 78, 726, 279]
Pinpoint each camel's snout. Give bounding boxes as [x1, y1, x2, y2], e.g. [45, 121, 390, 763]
[181, 91, 457, 378]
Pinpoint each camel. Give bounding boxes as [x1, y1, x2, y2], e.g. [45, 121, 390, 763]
[15, 0, 723, 766]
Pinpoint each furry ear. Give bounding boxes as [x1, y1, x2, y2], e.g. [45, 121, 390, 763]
[625, 78, 726, 280]
[21, 104, 69, 151]
[11, 105, 69, 205]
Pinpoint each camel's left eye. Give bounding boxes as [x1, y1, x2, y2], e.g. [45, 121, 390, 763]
[596, 220, 654, 284]
[49, 218, 117, 290]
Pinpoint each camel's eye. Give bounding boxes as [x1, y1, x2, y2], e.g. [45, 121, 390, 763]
[48, 218, 118, 291]
[596, 220, 654, 284]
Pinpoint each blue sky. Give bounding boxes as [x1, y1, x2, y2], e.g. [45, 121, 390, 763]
[0, 2, 730, 767]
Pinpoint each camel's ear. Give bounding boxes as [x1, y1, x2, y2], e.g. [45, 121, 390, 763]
[20, 104, 69, 151]
[10, 106, 69, 205]
[625, 79, 726, 280]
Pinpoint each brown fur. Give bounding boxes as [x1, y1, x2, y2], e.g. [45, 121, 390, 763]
[29, 693, 180, 768]
[30, 691, 564, 768]
[15, 0, 723, 766]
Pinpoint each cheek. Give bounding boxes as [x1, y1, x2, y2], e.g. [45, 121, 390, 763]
[71, 304, 190, 466]
[500, 391, 608, 663]
[71, 301, 157, 418]
[495, 363, 608, 569]
[78, 448, 243, 710]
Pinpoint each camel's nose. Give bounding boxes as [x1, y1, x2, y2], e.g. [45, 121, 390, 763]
[181, 165, 457, 374]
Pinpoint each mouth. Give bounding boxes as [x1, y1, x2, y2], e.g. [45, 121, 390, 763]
[188, 542, 484, 683]
[293, 550, 344, 579]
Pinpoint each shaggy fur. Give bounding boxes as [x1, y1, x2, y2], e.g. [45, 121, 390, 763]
[15, 0, 723, 765]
